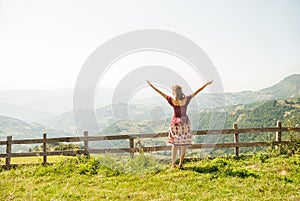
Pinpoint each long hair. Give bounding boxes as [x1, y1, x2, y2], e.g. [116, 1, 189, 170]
[172, 85, 185, 100]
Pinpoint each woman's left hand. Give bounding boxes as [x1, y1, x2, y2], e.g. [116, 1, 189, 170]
[206, 80, 213, 85]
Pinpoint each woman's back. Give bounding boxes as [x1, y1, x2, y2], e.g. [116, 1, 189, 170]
[167, 95, 191, 117]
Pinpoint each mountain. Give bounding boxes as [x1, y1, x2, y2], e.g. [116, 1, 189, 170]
[197, 74, 300, 107]
[0, 88, 114, 115]
[45, 103, 172, 134]
[0, 115, 70, 140]
[0, 115, 72, 152]
[202, 97, 300, 154]
[99, 97, 300, 153]
[0, 89, 73, 114]
[0, 102, 55, 122]
[259, 74, 300, 99]
[43, 74, 300, 134]
[0, 74, 299, 138]
[0, 74, 299, 119]
[139, 74, 300, 108]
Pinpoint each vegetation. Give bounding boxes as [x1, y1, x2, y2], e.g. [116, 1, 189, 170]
[1, 151, 299, 200]
[29, 142, 84, 152]
[1, 97, 299, 156]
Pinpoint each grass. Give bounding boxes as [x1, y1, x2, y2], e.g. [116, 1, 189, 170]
[0, 155, 66, 165]
[0, 153, 300, 201]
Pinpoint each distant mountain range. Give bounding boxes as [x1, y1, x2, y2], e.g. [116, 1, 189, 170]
[0, 102, 55, 122]
[0, 88, 114, 118]
[43, 74, 300, 133]
[0, 115, 71, 152]
[0, 115, 69, 140]
[0, 89, 73, 115]
[0, 74, 299, 145]
[0, 74, 299, 122]
[174, 74, 300, 108]
[224, 74, 300, 105]
[133, 74, 300, 106]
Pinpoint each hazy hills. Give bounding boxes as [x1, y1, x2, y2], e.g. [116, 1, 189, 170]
[0, 102, 55, 122]
[0, 74, 299, 122]
[0, 89, 73, 115]
[43, 74, 300, 134]
[0, 88, 114, 119]
[259, 74, 300, 98]
[0, 115, 71, 152]
[0, 115, 69, 140]
[197, 74, 300, 107]
[0, 74, 300, 148]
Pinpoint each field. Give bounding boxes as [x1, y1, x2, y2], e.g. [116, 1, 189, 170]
[1, 152, 300, 201]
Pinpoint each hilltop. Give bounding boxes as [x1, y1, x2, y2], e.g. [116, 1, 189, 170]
[260, 74, 300, 99]
[203, 74, 300, 107]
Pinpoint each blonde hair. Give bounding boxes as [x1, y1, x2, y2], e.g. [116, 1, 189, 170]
[172, 85, 185, 100]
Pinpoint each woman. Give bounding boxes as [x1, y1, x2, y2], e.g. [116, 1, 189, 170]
[147, 80, 213, 168]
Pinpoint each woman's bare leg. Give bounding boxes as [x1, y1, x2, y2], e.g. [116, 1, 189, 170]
[179, 146, 186, 168]
[172, 145, 178, 167]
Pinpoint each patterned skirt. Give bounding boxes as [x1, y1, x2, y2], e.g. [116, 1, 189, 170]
[168, 115, 192, 146]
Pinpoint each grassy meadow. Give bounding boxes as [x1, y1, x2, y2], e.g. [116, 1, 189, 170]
[1, 152, 299, 201]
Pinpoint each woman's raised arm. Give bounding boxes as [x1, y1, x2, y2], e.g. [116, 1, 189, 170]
[190, 80, 213, 99]
[147, 80, 168, 99]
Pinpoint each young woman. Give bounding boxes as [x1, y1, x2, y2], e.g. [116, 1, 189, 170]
[147, 80, 213, 168]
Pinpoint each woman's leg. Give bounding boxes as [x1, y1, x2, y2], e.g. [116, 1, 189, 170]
[179, 146, 186, 167]
[172, 145, 178, 167]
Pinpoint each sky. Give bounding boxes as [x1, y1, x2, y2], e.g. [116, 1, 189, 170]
[0, 0, 299, 92]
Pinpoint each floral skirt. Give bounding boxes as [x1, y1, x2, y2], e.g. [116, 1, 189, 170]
[168, 116, 192, 146]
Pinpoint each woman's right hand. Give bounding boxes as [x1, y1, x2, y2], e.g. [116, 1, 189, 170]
[146, 80, 168, 99]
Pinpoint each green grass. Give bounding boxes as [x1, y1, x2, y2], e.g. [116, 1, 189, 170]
[0, 155, 67, 165]
[1, 153, 300, 201]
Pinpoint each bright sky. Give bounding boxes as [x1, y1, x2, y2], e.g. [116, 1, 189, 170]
[0, 0, 299, 92]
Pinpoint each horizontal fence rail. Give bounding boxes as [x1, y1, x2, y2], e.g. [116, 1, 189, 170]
[0, 121, 299, 168]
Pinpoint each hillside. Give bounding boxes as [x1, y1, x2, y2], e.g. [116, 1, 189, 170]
[0, 115, 72, 139]
[260, 74, 300, 99]
[0, 74, 299, 153]
[1, 98, 299, 153]
[41, 74, 300, 134]
[0, 74, 299, 126]
[0, 115, 71, 152]
[195, 74, 300, 107]
[90, 97, 300, 133]
[1, 154, 299, 200]
[0, 88, 113, 115]
[138, 74, 300, 108]
[45, 103, 172, 134]
[0, 102, 55, 122]
[41, 97, 300, 147]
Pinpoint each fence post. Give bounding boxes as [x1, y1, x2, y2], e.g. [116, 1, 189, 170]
[233, 124, 239, 157]
[6, 136, 12, 168]
[84, 131, 89, 155]
[129, 138, 134, 158]
[276, 121, 282, 143]
[43, 133, 47, 164]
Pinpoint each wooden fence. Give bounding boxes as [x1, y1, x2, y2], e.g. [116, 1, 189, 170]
[1, 121, 299, 168]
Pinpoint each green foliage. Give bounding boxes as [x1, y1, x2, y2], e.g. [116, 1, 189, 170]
[29, 142, 83, 152]
[2, 153, 299, 200]
[28, 152, 163, 178]
[0, 115, 69, 140]
[188, 157, 258, 179]
[269, 133, 300, 156]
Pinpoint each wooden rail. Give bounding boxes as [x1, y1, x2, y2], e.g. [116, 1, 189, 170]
[0, 121, 299, 168]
